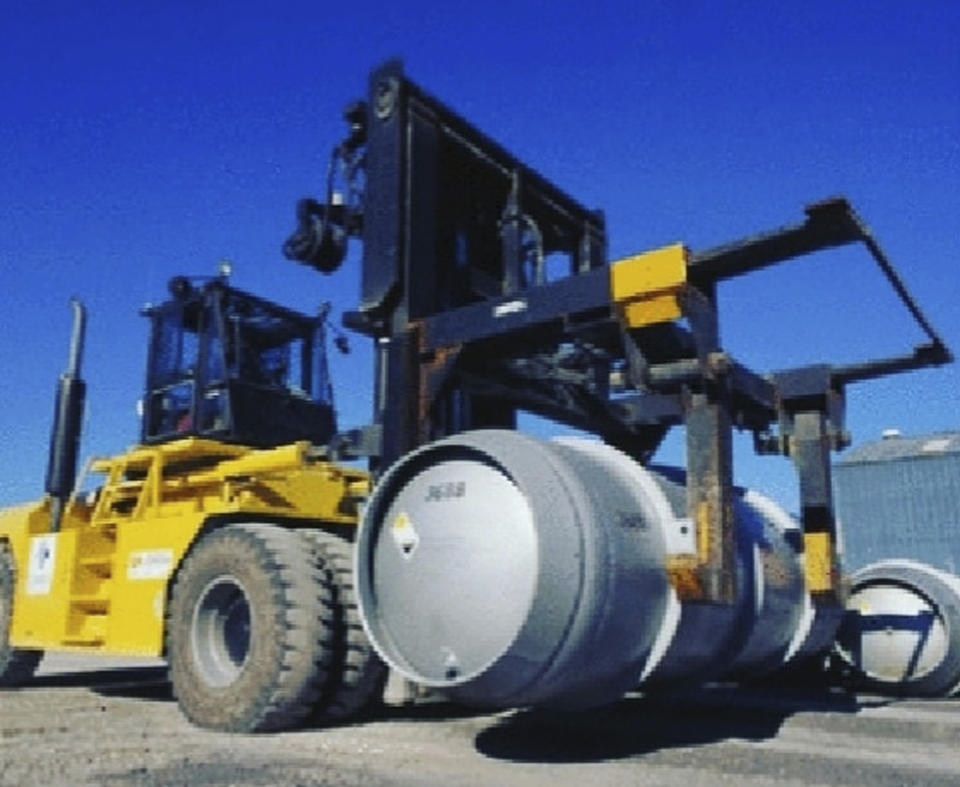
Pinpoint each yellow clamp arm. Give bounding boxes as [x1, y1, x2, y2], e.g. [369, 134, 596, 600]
[610, 243, 688, 328]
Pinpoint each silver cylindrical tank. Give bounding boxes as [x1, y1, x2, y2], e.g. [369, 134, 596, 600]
[834, 559, 960, 697]
[356, 430, 822, 710]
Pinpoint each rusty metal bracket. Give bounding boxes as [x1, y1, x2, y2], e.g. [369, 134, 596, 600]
[676, 390, 738, 604]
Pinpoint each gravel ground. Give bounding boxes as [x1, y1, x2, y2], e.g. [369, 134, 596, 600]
[1, 655, 958, 786]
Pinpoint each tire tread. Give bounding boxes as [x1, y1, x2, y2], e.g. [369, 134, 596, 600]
[300, 530, 387, 723]
[0, 541, 43, 687]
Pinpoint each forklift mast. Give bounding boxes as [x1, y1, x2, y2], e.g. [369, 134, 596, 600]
[140, 275, 336, 448]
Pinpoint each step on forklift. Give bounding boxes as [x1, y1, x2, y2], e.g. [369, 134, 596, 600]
[0, 274, 386, 732]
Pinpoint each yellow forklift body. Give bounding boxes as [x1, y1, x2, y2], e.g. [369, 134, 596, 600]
[0, 437, 367, 656]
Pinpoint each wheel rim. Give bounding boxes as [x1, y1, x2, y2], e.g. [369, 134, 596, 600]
[191, 575, 252, 687]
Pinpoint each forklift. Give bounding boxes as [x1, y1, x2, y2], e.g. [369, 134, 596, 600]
[2, 60, 954, 732]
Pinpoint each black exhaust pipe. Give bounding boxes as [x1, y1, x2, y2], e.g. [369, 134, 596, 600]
[45, 298, 87, 532]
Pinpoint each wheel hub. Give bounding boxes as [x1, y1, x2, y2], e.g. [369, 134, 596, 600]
[191, 575, 251, 687]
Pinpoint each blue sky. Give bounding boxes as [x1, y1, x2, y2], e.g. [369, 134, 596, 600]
[1, 1, 958, 511]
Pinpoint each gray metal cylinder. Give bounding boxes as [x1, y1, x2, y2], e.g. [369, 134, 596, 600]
[834, 559, 960, 697]
[635, 473, 808, 686]
[356, 430, 818, 710]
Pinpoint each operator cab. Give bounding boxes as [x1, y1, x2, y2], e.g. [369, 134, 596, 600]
[141, 276, 336, 447]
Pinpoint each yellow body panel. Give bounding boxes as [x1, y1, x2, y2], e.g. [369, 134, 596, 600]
[622, 294, 682, 326]
[610, 243, 688, 328]
[7, 524, 77, 646]
[0, 438, 366, 656]
[803, 531, 838, 594]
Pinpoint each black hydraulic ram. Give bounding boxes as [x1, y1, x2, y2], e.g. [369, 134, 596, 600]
[45, 298, 87, 533]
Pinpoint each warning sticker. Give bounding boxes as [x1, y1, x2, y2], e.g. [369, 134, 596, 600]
[127, 549, 175, 580]
[391, 512, 420, 559]
[26, 535, 57, 595]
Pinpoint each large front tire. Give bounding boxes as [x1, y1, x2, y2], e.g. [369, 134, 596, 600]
[166, 523, 335, 732]
[0, 541, 43, 686]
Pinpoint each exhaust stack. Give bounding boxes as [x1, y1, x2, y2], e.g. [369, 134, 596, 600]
[45, 298, 87, 532]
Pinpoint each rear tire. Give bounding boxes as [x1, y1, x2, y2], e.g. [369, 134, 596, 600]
[166, 523, 336, 732]
[0, 542, 43, 687]
[301, 530, 387, 723]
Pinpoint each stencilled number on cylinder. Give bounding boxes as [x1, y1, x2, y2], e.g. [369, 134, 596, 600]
[425, 481, 466, 502]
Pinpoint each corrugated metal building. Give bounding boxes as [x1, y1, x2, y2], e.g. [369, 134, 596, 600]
[833, 431, 960, 573]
